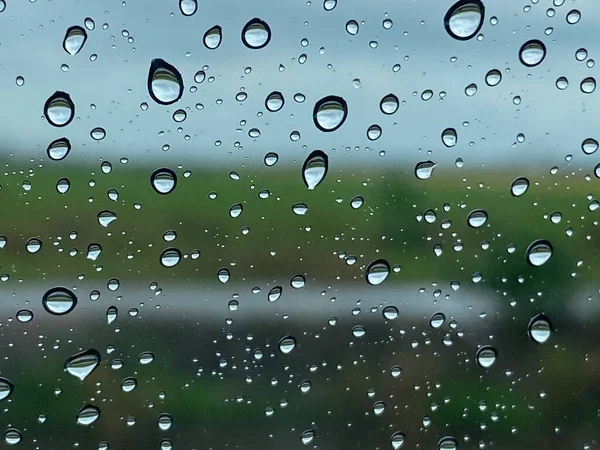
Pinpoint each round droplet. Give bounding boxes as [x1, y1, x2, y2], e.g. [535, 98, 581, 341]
[84, 17, 95, 30]
[179, 0, 197, 16]
[476, 345, 497, 369]
[147, 59, 183, 105]
[173, 109, 187, 122]
[4, 429, 21, 445]
[264, 152, 279, 166]
[265, 91, 284, 112]
[438, 436, 458, 450]
[194, 70, 206, 83]
[526, 239, 553, 267]
[65, 349, 101, 381]
[350, 196, 364, 209]
[218, 268, 230, 283]
[415, 161, 436, 180]
[519, 40, 546, 67]
[158, 413, 173, 431]
[290, 274, 306, 289]
[581, 77, 596, 94]
[391, 432, 405, 449]
[485, 69, 502, 87]
[430, 312, 446, 329]
[63, 25, 87, 55]
[16, 309, 33, 323]
[380, 94, 399, 115]
[90, 127, 106, 140]
[373, 401, 385, 416]
[26, 237, 42, 253]
[467, 209, 488, 228]
[292, 203, 308, 215]
[160, 248, 181, 267]
[44, 91, 75, 127]
[302, 150, 328, 190]
[151, 168, 177, 194]
[301, 429, 315, 445]
[366, 259, 390, 286]
[556, 77, 569, 90]
[444, 0, 484, 41]
[97, 210, 117, 227]
[566, 9, 581, 24]
[242, 18, 271, 49]
[323, 0, 336, 10]
[352, 325, 366, 338]
[77, 405, 100, 426]
[382, 306, 398, 320]
[313, 96, 348, 132]
[367, 124, 382, 141]
[268, 286, 282, 302]
[121, 377, 137, 392]
[0, 378, 14, 401]
[442, 128, 457, 147]
[465, 83, 477, 96]
[528, 313, 552, 344]
[346, 20, 359, 35]
[42, 287, 77, 315]
[582, 138, 598, 155]
[47, 137, 71, 161]
[279, 336, 296, 354]
[204, 25, 222, 49]
[511, 177, 529, 197]
[229, 203, 243, 218]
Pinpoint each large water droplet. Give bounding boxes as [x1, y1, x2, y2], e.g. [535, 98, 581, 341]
[511, 177, 529, 197]
[97, 210, 117, 227]
[106, 305, 118, 324]
[147, 59, 183, 105]
[391, 432, 405, 449]
[279, 335, 297, 354]
[264, 152, 279, 166]
[302, 150, 328, 190]
[581, 77, 596, 94]
[218, 268, 230, 283]
[380, 93, 399, 115]
[485, 69, 502, 86]
[442, 128, 457, 147]
[121, 377, 137, 392]
[301, 429, 315, 445]
[430, 312, 446, 329]
[467, 209, 488, 228]
[476, 345, 497, 369]
[519, 39, 546, 67]
[415, 161, 436, 180]
[44, 91, 75, 127]
[242, 18, 271, 49]
[268, 286, 282, 302]
[87, 243, 102, 260]
[444, 0, 484, 41]
[265, 91, 284, 112]
[528, 313, 552, 343]
[47, 137, 71, 161]
[4, 429, 21, 445]
[160, 248, 182, 267]
[229, 203, 243, 218]
[179, 0, 197, 16]
[313, 96, 348, 132]
[26, 237, 42, 253]
[345, 20, 359, 35]
[526, 239, 553, 267]
[366, 259, 390, 286]
[77, 405, 101, 426]
[438, 436, 458, 450]
[382, 306, 398, 320]
[204, 25, 222, 49]
[42, 287, 77, 315]
[65, 349, 101, 381]
[582, 138, 598, 155]
[63, 26, 87, 55]
[0, 378, 14, 401]
[158, 413, 173, 431]
[151, 168, 177, 194]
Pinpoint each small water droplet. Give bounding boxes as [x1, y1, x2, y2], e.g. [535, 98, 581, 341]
[86, 243, 102, 260]
[264, 152, 279, 166]
[279, 335, 296, 354]
[528, 313, 552, 344]
[566, 9, 581, 24]
[366, 259, 390, 286]
[485, 69, 502, 86]
[218, 268, 230, 283]
[106, 305, 118, 324]
[63, 25, 87, 55]
[4, 429, 21, 445]
[0, 378, 14, 401]
[44, 91, 75, 127]
[148, 59, 183, 105]
[430, 312, 446, 328]
[292, 203, 308, 215]
[350, 196, 364, 209]
[465, 83, 477, 96]
[268, 286, 282, 302]
[313, 96, 348, 132]
[467, 209, 488, 228]
[290, 274, 306, 288]
[158, 413, 173, 431]
[380, 93, 399, 115]
[442, 128, 457, 147]
[302, 150, 328, 190]
[519, 39, 546, 67]
[229, 203, 243, 218]
[476, 345, 497, 369]
[526, 239, 553, 267]
[121, 377, 137, 392]
[346, 20, 359, 35]
[444, 0, 484, 40]
[151, 168, 177, 194]
[77, 405, 101, 426]
[90, 127, 106, 140]
[367, 124, 382, 141]
[84, 17, 95, 30]
[16, 309, 33, 323]
[301, 429, 315, 445]
[382, 306, 398, 320]
[65, 349, 101, 381]
[391, 432, 405, 449]
[42, 287, 77, 315]
[242, 18, 271, 49]
[204, 25, 222, 49]
[323, 0, 336, 10]
[510, 177, 529, 196]
[438, 436, 458, 450]
[26, 237, 42, 253]
[139, 351, 154, 364]
[46, 137, 71, 161]
[160, 248, 181, 267]
[415, 161, 436, 180]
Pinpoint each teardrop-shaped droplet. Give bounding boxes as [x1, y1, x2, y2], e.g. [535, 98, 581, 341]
[476, 345, 497, 369]
[179, 0, 197, 16]
[44, 91, 75, 127]
[301, 429, 315, 445]
[0, 377, 14, 401]
[430, 312, 446, 329]
[151, 168, 177, 194]
[86, 243, 102, 260]
[438, 436, 458, 450]
[229, 203, 243, 218]
[106, 305, 118, 324]
[56, 177, 70, 194]
[160, 248, 181, 267]
[268, 286, 282, 302]
[264, 152, 279, 166]
[265, 91, 284, 112]
[510, 177, 529, 197]
[442, 128, 457, 147]
[278, 335, 296, 354]
[313, 96, 348, 132]
[65, 349, 101, 381]
[526, 239, 553, 267]
[242, 18, 271, 49]
[519, 39, 546, 67]
[391, 432, 405, 449]
[158, 413, 173, 431]
[292, 203, 308, 215]
[77, 405, 101, 426]
[63, 25, 88, 55]
[382, 306, 398, 320]
[366, 259, 390, 286]
[121, 377, 137, 392]
[218, 268, 230, 283]
[302, 150, 328, 190]
[147, 59, 183, 105]
[444, 0, 484, 40]
[97, 210, 117, 227]
[42, 286, 77, 315]
[528, 313, 552, 344]
[204, 25, 222, 49]
[467, 209, 488, 228]
[415, 161, 437, 180]
[47, 137, 71, 161]
[380, 94, 399, 115]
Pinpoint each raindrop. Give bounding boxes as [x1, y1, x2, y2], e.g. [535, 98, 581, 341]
[442, 128, 457, 147]
[0, 378, 14, 401]
[121, 377, 137, 392]
[581, 77, 596, 94]
[77, 405, 101, 426]
[279, 336, 296, 354]
[229, 203, 243, 218]
[264, 152, 279, 166]
[268, 286, 282, 302]
[158, 413, 173, 431]
[63, 25, 87, 55]
[383, 306, 398, 320]
[173, 109, 187, 122]
[292, 203, 308, 215]
[242, 18, 271, 49]
[218, 268, 230, 283]
[87, 243, 102, 260]
[26, 238, 42, 253]
[139, 352, 154, 364]
[4, 429, 21, 445]
[438, 436, 458, 450]
[194, 70, 206, 83]
[528, 313, 552, 344]
[519, 40, 546, 67]
[47, 137, 71, 161]
[313, 96, 348, 132]
[301, 429, 315, 446]
[302, 150, 328, 190]
[444, 0, 484, 40]
[391, 432, 405, 449]
[352, 325, 366, 337]
[44, 91, 75, 127]
[16, 309, 33, 323]
[465, 83, 477, 96]
[84, 17, 95, 30]
[582, 138, 598, 155]
[367, 124, 382, 141]
[265, 91, 284, 112]
[566, 9, 581, 24]
[65, 349, 101, 381]
[366, 259, 390, 286]
[467, 209, 488, 228]
[526, 239, 553, 267]
[323, 0, 336, 10]
[346, 20, 359, 35]
[485, 69, 502, 86]
[350, 196, 364, 209]
[430, 312, 446, 328]
[476, 345, 497, 369]
[42, 287, 77, 315]
[373, 401, 386, 416]
[147, 59, 183, 105]
[511, 177, 529, 196]
[97, 210, 117, 227]
[291, 274, 306, 288]
[106, 306, 118, 324]
[179, 0, 197, 16]
[380, 94, 399, 115]
[204, 25, 222, 49]
[151, 168, 177, 194]
[160, 248, 182, 267]
[415, 161, 436, 180]
[90, 127, 106, 140]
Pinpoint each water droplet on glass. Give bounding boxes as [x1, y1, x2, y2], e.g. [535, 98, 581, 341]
[151, 168, 177, 194]
[415, 161, 436, 180]
[148, 59, 183, 105]
[383, 306, 398, 320]
[179, 0, 197, 16]
[485, 69, 502, 86]
[139, 352, 154, 364]
[350, 196, 364, 209]
[323, 0, 336, 10]
[26, 237, 42, 253]
[77, 405, 101, 426]
[511, 177, 529, 196]
[380, 94, 399, 115]
[90, 127, 106, 141]
[121, 377, 137, 392]
[519, 39, 546, 67]
[158, 413, 173, 431]
[373, 401, 385, 416]
[582, 138, 598, 155]
[476, 345, 497, 369]
[346, 20, 359, 35]
[444, 0, 484, 40]
[44, 91, 75, 127]
[4, 429, 21, 445]
[526, 239, 553, 267]
[438, 436, 458, 450]
[47, 137, 71, 161]
[292, 203, 308, 215]
[65, 349, 101, 381]
[352, 325, 366, 338]
[97, 210, 117, 227]
[265, 91, 284, 112]
[313, 96, 348, 132]
[264, 152, 279, 166]
[279, 335, 296, 354]
[16, 309, 33, 323]
[87, 243, 102, 260]
[528, 313, 552, 343]
[242, 18, 271, 49]
[218, 268, 230, 283]
[0, 378, 14, 401]
[229, 203, 243, 218]
[391, 432, 405, 449]
[84, 17, 95, 30]
[301, 429, 315, 445]
[566, 9, 581, 24]
[467, 209, 488, 228]
[106, 305, 118, 324]
[366, 259, 390, 286]
[442, 128, 457, 147]
[465, 83, 477, 96]
[290, 274, 306, 288]
[160, 248, 181, 267]
[63, 25, 87, 55]
[204, 25, 222, 49]
[581, 77, 596, 94]
[367, 124, 382, 141]
[430, 312, 446, 328]
[302, 150, 328, 190]
[42, 287, 77, 315]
